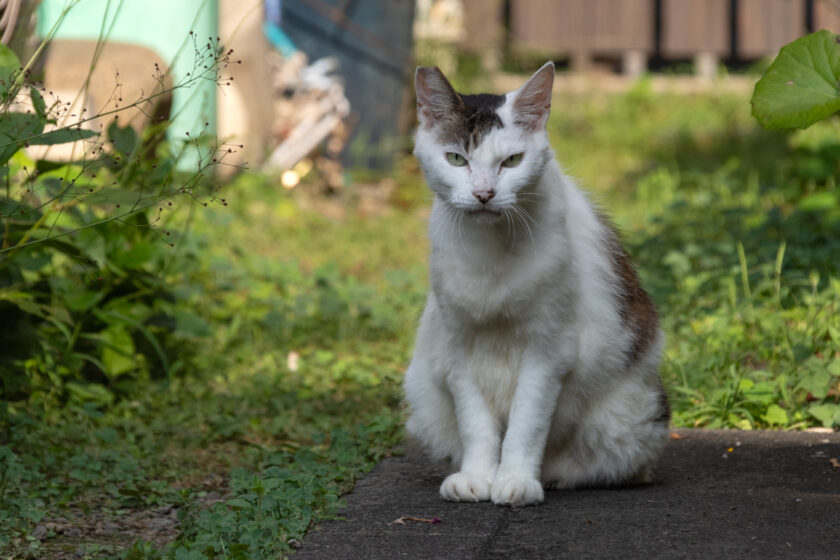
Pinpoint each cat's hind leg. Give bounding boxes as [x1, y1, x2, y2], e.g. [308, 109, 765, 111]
[541, 380, 670, 489]
[403, 297, 464, 467]
[404, 361, 463, 467]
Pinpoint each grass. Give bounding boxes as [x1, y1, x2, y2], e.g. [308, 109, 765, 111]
[3, 78, 840, 557]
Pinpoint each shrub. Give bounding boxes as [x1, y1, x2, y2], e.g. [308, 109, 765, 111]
[0, 34, 236, 415]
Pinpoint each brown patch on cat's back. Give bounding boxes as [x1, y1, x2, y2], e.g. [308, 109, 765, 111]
[597, 213, 659, 365]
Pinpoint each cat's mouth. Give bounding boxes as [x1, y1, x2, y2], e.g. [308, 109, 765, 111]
[466, 208, 502, 223]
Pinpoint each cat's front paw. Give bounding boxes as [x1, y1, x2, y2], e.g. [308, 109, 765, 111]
[440, 472, 492, 502]
[491, 473, 544, 506]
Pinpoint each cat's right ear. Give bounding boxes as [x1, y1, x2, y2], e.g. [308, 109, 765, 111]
[512, 62, 555, 131]
[415, 66, 461, 127]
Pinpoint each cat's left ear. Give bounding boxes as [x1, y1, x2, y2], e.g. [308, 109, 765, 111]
[415, 66, 463, 128]
[512, 62, 555, 131]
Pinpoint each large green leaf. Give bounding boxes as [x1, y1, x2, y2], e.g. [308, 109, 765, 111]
[29, 127, 99, 146]
[0, 288, 43, 317]
[108, 120, 138, 156]
[0, 112, 44, 165]
[30, 87, 46, 120]
[752, 30, 840, 129]
[111, 241, 155, 269]
[0, 44, 20, 99]
[762, 404, 789, 427]
[808, 403, 840, 428]
[65, 381, 114, 405]
[100, 325, 136, 377]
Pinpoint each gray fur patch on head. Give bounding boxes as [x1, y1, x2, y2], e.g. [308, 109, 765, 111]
[452, 93, 505, 151]
[415, 66, 505, 151]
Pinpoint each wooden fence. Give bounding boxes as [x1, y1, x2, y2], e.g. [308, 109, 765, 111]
[462, 0, 840, 75]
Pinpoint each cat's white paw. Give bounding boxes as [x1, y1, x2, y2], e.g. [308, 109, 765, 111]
[491, 473, 544, 506]
[440, 472, 492, 502]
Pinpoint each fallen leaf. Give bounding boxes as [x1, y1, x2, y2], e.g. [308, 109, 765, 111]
[389, 516, 441, 526]
[830, 458, 840, 469]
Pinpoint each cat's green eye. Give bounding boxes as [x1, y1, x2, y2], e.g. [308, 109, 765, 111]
[446, 152, 467, 167]
[501, 153, 524, 168]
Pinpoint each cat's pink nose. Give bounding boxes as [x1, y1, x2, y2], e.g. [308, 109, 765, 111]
[472, 189, 495, 204]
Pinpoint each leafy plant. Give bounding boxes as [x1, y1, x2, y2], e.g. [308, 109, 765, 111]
[741, 28, 840, 429]
[751, 29, 840, 129]
[0, 33, 237, 410]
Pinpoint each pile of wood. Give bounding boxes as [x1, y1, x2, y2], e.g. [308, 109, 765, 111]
[266, 51, 351, 190]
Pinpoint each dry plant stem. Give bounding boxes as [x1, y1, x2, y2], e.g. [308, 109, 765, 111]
[0, 140, 229, 258]
[0, 58, 219, 151]
[0, 33, 239, 258]
[48, 0, 123, 163]
[4, 1, 81, 107]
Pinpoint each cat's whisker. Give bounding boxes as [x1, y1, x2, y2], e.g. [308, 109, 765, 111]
[514, 195, 548, 214]
[503, 209, 516, 247]
[522, 210, 537, 252]
[434, 203, 458, 251]
[431, 204, 445, 236]
[457, 210, 466, 251]
[516, 190, 547, 200]
[445, 206, 460, 251]
[511, 205, 536, 252]
[515, 197, 545, 208]
[515, 203, 545, 235]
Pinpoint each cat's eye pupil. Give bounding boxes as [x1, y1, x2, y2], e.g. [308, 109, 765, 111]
[446, 152, 467, 167]
[502, 153, 523, 168]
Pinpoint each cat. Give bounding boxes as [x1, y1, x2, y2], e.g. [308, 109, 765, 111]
[403, 62, 670, 507]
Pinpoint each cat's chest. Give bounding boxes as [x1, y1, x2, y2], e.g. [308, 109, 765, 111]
[432, 249, 539, 324]
[465, 327, 525, 413]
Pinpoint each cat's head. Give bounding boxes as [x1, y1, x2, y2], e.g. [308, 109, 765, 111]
[413, 63, 555, 224]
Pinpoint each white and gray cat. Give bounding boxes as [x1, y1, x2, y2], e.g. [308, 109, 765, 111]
[404, 63, 670, 507]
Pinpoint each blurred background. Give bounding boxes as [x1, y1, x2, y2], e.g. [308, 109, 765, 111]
[1, 2, 840, 556]
[10, 0, 840, 175]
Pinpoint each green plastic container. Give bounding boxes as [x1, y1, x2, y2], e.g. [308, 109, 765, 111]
[37, 0, 219, 164]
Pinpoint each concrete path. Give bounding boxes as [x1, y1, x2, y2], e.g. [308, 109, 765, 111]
[296, 429, 840, 559]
